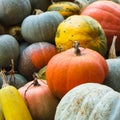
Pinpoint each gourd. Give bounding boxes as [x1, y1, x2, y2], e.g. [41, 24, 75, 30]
[55, 15, 107, 56]
[0, 34, 20, 69]
[18, 42, 57, 80]
[55, 83, 120, 120]
[47, 1, 80, 18]
[0, 0, 31, 26]
[81, 0, 120, 52]
[21, 11, 64, 44]
[19, 75, 59, 120]
[0, 71, 33, 120]
[46, 41, 108, 99]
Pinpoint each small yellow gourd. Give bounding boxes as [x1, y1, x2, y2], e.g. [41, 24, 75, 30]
[0, 71, 33, 120]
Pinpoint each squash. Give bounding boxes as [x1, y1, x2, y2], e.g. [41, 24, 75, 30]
[0, 0, 31, 26]
[18, 42, 57, 80]
[0, 34, 20, 69]
[0, 71, 33, 120]
[19, 76, 59, 120]
[47, 1, 80, 18]
[81, 0, 120, 52]
[55, 15, 107, 56]
[46, 41, 108, 99]
[55, 83, 120, 120]
[21, 11, 64, 44]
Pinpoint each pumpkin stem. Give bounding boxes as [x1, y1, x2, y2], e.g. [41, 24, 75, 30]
[0, 70, 9, 88]
[73, 41, 81, 55]
[108, 36, 117, 59]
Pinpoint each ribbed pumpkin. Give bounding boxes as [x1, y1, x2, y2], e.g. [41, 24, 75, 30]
[18, 42, 57, 80]
[81, 0, 120, 52]
[55, 15, 107, 56]
[46, 42, 108, 99]
[47, 1, 80, 18]
[0, 34, 20, 69]
[21, 11, 64, 44]
[0, 0, 31, 26]
[55, 83, 120, 120]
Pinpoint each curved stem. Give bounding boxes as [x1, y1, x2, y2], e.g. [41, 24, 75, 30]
[73, 41, 81, 55]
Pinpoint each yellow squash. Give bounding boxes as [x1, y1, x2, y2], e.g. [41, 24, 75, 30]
[0, 72, 33, 120]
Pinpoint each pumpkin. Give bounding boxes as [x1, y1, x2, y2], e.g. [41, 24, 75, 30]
[18, 77, 59, 120]
[21, 11, 64, 44]
[54, 83, 120, 120]
[29, 0, 52, 12]
[18, 42, 57, 80]
[81, 0, 120, 52]
[55, 15, 107, 56]
[0, 0, 31, 26]
[47, 1, 80, 18]
[46, 41, 108, 99]
[0, 34, 20, 69]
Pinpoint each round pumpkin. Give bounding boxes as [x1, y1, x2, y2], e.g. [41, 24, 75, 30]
[47, 1, 80, 18]
[81, 0, 120, 52]
[0, 0, 31, 26]
[55, 83, 120, 120]
[55, 15, 107, 56]
[19, 78, 59, 120]
[21, 11, 64, 44]
[46, 42, 108, 99]
[18, 42, 57, 80]
[0, 34, 20, 69]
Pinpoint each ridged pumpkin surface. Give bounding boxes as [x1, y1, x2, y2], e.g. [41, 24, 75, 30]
[55, 15, 107, 56]
[47, 1, 80, 18]
[55, 83, 120, 120]
[46, 46, 108, 99]
[81, 1, 120, 52]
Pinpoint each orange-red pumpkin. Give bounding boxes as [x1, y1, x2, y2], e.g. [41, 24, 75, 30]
[46, 42, 108, 99]
[18, 42, 57, 80]
[81, 0, 120, 52]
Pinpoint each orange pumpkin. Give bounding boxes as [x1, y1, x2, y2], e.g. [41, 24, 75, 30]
[81, 0, 120, 52]
[46, 42, 108, 99]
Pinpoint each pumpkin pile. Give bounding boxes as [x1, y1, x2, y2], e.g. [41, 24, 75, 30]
[0, 0, 120, 119]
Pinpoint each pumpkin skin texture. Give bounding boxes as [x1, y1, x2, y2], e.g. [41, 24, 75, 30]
[55, 83, 120, 120]
[46, 46, 108, 99]
[47, 1, 80, 18]
[0, 0, 31, 26]
[0, 34, 20, 69]
[21, 11, 64, 44]
[103, 58, 120, 92]
[18, 79, 59, 120]
[81, 1, 120, 52]
[18, 42, 57, 80]
[55, 15, 107, 56]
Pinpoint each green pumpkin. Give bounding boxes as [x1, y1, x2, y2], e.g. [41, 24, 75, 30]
[0, 34, 20, 69]
[21, 11, 64, 44]
[0, 0, 31, 26]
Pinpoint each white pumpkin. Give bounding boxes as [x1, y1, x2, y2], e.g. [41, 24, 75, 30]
[55, 83, 120, 120]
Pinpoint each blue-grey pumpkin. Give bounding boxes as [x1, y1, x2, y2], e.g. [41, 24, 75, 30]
[21, 11, 64, 44]
[0, 0, 31, 26]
